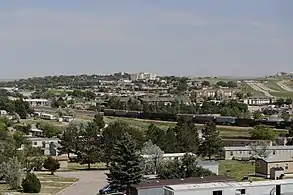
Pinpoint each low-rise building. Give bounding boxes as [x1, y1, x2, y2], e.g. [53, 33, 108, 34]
[222, 138, 273, 147]
[164, 179, 293, 195]
[222, 145, 293, 160]
[27, 137, 60, 156]
[243, 97, 271, 105]
[130, 176, 235, 195]
[24, 99, 50, 107]
[255, 157, 293, 179]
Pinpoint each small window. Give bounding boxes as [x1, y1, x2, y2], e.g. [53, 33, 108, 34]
[237, 189, 246, 194]
[230, 151, 233, 156]
[285, 164, 288, 169]
[213, 191, 222, 195]
[240, 151, 242, 154]
[273, 150, 276, 155]
[248, 151, 252, 155]
[33, 142, 38, 145]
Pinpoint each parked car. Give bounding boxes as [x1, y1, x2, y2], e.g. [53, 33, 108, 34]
[99, 184, 118, 194]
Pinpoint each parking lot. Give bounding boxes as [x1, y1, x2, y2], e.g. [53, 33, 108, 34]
[56, 170, 108, 195]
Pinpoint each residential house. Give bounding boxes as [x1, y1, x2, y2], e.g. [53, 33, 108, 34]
[222, 145, 293, 160]
[27, 137, 60, 156]
[130, 176, 235, 195]
[193, 89, 235, 99]
[164, 179, 293, 195]
[255, 157, 293, 179]
[222, 138, 273, 147]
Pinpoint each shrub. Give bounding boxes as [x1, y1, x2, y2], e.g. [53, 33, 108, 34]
[43, 156, 60, 175]
[22, 173, 41, 193]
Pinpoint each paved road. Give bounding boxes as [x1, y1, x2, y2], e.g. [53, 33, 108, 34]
[56, 171, 108, 195]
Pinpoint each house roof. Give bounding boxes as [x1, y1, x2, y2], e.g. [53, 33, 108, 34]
[131, 176, 236, 189]
[165, 179, 293, 191]
[223, 145, 293, 151]
[257, 157, 293, 163]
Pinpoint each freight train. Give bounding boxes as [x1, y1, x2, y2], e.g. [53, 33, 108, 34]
[103, 109, 291, 129]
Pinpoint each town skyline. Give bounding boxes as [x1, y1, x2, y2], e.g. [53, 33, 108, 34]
[0, 0, 292, 79]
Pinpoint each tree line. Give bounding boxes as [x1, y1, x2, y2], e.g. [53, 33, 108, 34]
[107, 97, 250, 117]
[59, 115, 223, 169]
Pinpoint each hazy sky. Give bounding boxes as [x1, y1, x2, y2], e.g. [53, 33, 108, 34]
[0, 0, 292, 79]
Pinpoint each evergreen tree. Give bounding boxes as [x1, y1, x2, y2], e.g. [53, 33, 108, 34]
[198, 121, 223, 160]
[163, 128, 177, 153]
[22, 173, 41, 193]
[175, 120, 199, 153]
[102, 121, 144, 166]
[75, 122, 103, 169]
[146, 124, 166, 149]
[93, 114, 105, 128]
[43, 156, 60, 175]
[58, 124, 79, 157]
[107, 133, 143, 195]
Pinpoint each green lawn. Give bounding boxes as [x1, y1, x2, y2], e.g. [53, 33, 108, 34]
[104, 116, 176, 130]
[67, 162, 107, 171]
[218, 160, 265, 181]
[0, 173, 78, 195]
[241, 85, 265, 97]
[264, 81, 286, 91]
[269, 91, 293, 98]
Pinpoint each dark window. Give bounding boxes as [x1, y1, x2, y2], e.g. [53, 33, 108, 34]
[276, 185, 281, 195]
[33, 142, 38, 145]
[230, 151, 233, 156]
[273, 150, 276, 155]
[248, 151, 252, 155]
[237, 189, 246, 194]
[285, 164, 288, 169]
[213, 191, 222, 195]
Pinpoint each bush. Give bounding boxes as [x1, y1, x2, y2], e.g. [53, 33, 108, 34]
[21, 173, 41, 193]
[43, 156, 60, 175]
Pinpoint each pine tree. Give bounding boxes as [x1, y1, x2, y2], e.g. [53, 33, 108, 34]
[198, 121, 223, 160]
[176, 120, 199, 153]
[163, 128, 177, 153]
[106, 133, 143, 195]
[75, 122, 103, 169]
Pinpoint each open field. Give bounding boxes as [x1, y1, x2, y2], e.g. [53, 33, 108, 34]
[0, 173, 78, 195]
[218, 160, 265, 181]
[22, 114, 287, 139]
[263, 80, 286, 92]
[269, 91, 293, 98]
[67, 163, 107, 171]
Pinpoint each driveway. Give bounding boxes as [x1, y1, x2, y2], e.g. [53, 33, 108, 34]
[56, 171, 108, 195]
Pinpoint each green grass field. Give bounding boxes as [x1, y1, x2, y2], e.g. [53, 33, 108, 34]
[269, 91, 293, 98]
[218, 160, 265, 181]
[263, 81, 286, 91]
[0, 173, 78, 194]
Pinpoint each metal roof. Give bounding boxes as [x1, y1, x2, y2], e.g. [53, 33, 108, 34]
[166, 179, 293, 191]
[131, 176, 235, 189]
[223, 145, 293, 151]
